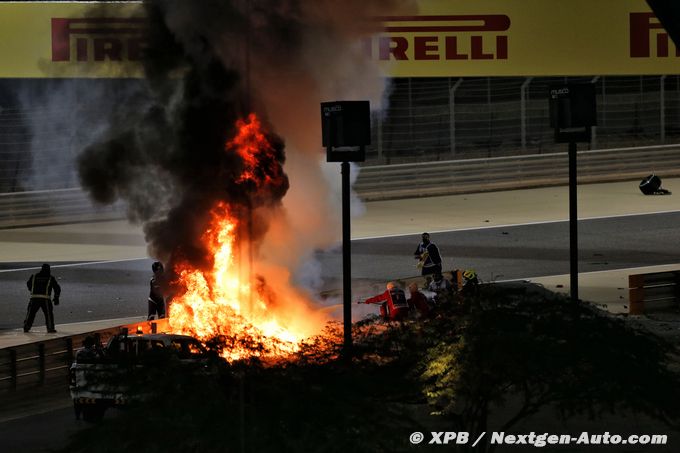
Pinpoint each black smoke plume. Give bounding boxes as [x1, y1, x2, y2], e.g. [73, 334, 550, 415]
[77, 0, 416, 274]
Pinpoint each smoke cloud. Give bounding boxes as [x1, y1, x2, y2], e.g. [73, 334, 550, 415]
[77, 0, 416, 289]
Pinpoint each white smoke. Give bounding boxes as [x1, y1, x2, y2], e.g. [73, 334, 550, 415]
[238, 0, 416, 297]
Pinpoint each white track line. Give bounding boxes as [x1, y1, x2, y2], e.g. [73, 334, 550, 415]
[0, 316, 146, 333]
[354, 209, 680, 240]
[0, 257, 148, 273]
[57, 316, 146, 326]
[494, 262, 680, 283]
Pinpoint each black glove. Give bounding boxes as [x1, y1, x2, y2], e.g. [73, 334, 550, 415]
[53, 297, 60, 306]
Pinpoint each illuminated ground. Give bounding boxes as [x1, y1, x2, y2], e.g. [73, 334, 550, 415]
[0, 178, 679, 332]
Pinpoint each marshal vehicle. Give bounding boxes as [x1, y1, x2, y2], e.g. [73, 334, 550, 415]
[69, 332, 213, 421]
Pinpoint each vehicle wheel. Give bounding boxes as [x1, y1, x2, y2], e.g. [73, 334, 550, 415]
[81, 404, 106, 422]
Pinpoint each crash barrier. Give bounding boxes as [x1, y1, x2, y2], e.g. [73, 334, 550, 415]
[1, 144, 680, 227]
[628, 270, 680, 315]
[0, 188, 125, 229]
[0, 318, 168, 398]
[354, 144, 680, 201]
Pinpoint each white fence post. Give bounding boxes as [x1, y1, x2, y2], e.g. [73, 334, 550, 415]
[449, 78, 464, 156]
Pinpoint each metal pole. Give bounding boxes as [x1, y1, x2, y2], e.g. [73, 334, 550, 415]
[248, 202, 253, 315]
[244, 0, 251, 112]
[487, 77, 492, 157]
[449, 78, 464, 156]
[341, 161, 352, 352]
[590, 76, 600, 149]
[569, 141, 578, 303]
[66, 337, 74, 364]
[602, 77, 607, 128]
[377, 112, 383, 161]
[38, 343, 45, 385]
[239, 373, 245, 453]
[520, 77, 533, 152]
[661, 75, 667, 144]
[408, 78, 413, 150]
[9, 349, 16, 390]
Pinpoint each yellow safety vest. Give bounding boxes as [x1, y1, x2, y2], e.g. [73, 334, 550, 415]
[30, 275, 52, 299]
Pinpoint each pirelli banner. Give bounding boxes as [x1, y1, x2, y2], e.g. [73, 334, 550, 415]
[378, 0, 680, 76]
[0, 0, 678, 78]
[0, 2, 143, 78]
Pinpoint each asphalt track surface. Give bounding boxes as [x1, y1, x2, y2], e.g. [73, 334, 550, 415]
[1, 211, 680, 452]
[0, 259, 153, 331]
[350, 210, 680, 282]
[0, 407, 84, 453]
[1, 211, 680, 331]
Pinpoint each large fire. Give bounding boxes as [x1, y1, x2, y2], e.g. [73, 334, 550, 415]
[167, 114, 324, 361]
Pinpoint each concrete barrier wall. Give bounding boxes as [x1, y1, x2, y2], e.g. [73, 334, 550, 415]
[1, 144, 679, 227]
[355, 144, 680, 201]
[0, 188, 125, 228]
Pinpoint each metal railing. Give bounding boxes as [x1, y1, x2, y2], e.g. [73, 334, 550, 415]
[0, 319, 166, 412]
[0, 144, 679, 226]
[629, 270, 680, 315]
[0, 337, 76, 394]
[369, 75, 680, 163]
[355, 144, 680, 201]
[0, 188, 125, 228]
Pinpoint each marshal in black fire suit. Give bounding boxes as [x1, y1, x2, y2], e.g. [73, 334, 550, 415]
[24, 263, 61, 333]
[148, 261, 167, 320]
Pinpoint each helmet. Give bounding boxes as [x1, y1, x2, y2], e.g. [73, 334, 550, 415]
[463, 269, 477, 280]
[152, 261, 164, 272]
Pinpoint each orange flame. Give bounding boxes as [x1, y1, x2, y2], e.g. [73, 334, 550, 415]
[167, 114, 323, 361]
[229, 113, 282, 185]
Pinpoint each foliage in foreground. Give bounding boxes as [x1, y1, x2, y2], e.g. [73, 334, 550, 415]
[421, 289, 680, 437]
[62, 286, 680, 453]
